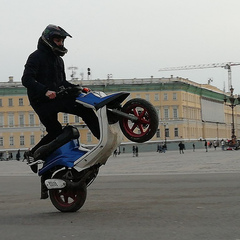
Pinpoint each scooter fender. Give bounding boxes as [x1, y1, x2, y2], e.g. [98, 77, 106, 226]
[76, 91, 129, 110]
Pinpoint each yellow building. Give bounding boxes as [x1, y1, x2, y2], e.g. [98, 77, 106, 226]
[0, 77, 239, 155]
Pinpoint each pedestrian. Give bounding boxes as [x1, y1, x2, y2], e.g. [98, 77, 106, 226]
[157, 143, 163, 153]
[16, 149, 20, 161]
[21, 24, 100, 175]
[163, 143, 167, 153]
[117, 146, 121, 155]
[204, 140, 208, 152]
[6, 151, 9, 161]
[113, 149, 117, 157]
[135, 146, 138, 157]
[178, 142, 184, 154]
[213, 140, 217, 150]
[221, 139, 225, 151]
[192, 143, 195, 152]
[157, 144, 160, 152]
[132, 146, 136, 157]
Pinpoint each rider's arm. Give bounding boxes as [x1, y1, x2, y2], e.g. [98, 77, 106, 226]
[21, 52, 49, 97]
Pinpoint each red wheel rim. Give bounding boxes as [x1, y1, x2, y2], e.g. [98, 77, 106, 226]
[53, 189, 81, 207]
[122, 104, 151, 137]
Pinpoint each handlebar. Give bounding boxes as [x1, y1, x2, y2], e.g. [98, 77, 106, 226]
[56, 86, 90, 99]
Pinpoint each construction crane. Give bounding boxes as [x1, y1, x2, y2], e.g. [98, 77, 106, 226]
[159, 62, 240, 91]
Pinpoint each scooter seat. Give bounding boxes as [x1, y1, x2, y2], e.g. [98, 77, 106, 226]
[34, 126, 80, 160]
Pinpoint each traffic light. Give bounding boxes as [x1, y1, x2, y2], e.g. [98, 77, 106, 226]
[87, 68, 91, 76]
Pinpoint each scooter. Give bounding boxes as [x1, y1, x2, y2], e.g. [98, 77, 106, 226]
[29, 86, 159, 212]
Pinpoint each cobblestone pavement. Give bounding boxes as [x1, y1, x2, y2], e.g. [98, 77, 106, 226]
[0, 148, 239, 176]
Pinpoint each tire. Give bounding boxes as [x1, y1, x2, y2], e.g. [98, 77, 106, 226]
[49, 169, 87, 212]
[120, 98, 159, 143]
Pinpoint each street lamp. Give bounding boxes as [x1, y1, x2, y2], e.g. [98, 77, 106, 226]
[224, 86, 240, 146]
[163, 122, 168, 147]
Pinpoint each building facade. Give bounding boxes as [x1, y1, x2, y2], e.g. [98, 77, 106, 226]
[0, 77, 239, 154]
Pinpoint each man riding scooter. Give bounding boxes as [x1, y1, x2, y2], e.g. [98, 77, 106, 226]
[21, 24, 100, 198]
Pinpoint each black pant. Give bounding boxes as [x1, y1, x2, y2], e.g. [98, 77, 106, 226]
[31, 97, 100, 153]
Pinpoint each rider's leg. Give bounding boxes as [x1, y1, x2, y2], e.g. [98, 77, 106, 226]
[31, 117, 63, 153]
[30, 101, 64, 154]
[63, 100, 100, 139]
[27, 103, 63, 173]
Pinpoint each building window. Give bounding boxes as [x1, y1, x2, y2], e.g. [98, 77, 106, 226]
[19, 113, 25, 127]
[8, 113, 14, 127]
[163, 93, 168, 101]
[173, 107, 178, 119]
[9, 136, 14, 146]
[30, 135, 35, 145]
[29, 113, 35, 126]
[173, 93, 177, 100]
[154, 94, 159, 101]
[156, 129, 160, 138]
[75, 116, 80, 123]
[0, 99, 2, 107]
[164, 107, 169, 119]
[87, 132, 92, 142]
[63, 113, 69, 124]
[156, 108, 160, 120]
[0, 137, 4, 146]
[173, 92, 177, 100]
[165, 128, 169, 138]
[8, 98, 13, 106]
[19, 98, 24, 106]
[145, 94, 150, 101]
[0, 114, 3, 127]
[20, 136, 25, 146]
[174, 128, 179, 137]
[136, 94, 141, 98]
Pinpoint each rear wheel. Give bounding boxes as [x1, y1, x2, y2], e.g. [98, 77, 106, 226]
[120, 98, 159, 143]
[49, 169, 87, 212]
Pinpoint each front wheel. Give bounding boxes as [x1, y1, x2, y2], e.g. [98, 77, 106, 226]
[49, 169, 87, 212]
[120, 98, 159, 143]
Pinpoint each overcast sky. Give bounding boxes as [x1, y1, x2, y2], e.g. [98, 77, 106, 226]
[1, 0, 240, 94]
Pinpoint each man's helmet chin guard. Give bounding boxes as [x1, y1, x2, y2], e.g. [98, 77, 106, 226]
[41, 24, 72, 56]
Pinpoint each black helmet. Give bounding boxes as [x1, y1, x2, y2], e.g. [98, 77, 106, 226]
[41, 24, 72, 56]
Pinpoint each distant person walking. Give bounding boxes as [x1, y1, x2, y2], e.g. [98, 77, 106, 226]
[113, 149, 118, 157]
[16, 149, 21, 161]
[132, 146, 136, 157]
[213, 140, 217, 150]
[6, 151, 9, 161]
[221, 139, 225, 151]
[135, 146, 139, 157]
[204, 140, 208, 152]
[192, 143, 195, 152]
[178, 142, 185, 154]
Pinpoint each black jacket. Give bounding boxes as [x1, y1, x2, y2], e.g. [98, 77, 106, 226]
[22, 37, 74, 105]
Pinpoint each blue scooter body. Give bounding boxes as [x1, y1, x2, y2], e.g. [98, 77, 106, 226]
[38, 91, 129, 176]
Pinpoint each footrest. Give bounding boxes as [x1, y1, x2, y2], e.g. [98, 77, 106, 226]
[27, 160, 44, 166]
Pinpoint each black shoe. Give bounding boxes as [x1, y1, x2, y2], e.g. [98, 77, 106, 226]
[40, 183, 49, 199]
[40, 191, 49, 199]
[26, 151, 38, 173]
